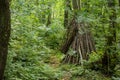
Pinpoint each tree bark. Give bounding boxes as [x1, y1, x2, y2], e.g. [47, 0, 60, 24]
[0, 0, 11, 79]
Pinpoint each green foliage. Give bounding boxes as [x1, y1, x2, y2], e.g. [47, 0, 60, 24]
[5, 0, 65, 80]
[89, 51, 103, 63]
[5, 61, 63, 80]
[4, 0, 120, 79]
[60, 65, 111, 80]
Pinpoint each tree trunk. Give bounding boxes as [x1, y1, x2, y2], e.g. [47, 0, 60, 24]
[61, 0, 95, 64]
[119, 0, 120, 6]
[0, 0, 11, 79]
[40, 0, 46, 24]
[64, 0, 71, 28]
[102, 0, 117, 75]
[46, 4, 51, 26]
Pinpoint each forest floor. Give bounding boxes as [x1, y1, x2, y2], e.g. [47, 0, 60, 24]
[48, 54, 112, 80]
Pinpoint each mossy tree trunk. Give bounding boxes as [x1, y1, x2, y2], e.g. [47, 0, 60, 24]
[102, 0, 117, 74]
[0, 0, 11, 79]
[61, 0, 95, 64]
[118, 0, 120, 6]
[46, 4, 52, 26]
[64, 0, 71, 28]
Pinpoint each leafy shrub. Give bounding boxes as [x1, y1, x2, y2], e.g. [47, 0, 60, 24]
[5, 0, 65, 80]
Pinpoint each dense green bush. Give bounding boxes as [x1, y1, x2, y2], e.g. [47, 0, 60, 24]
[5, 0, 65, 80]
